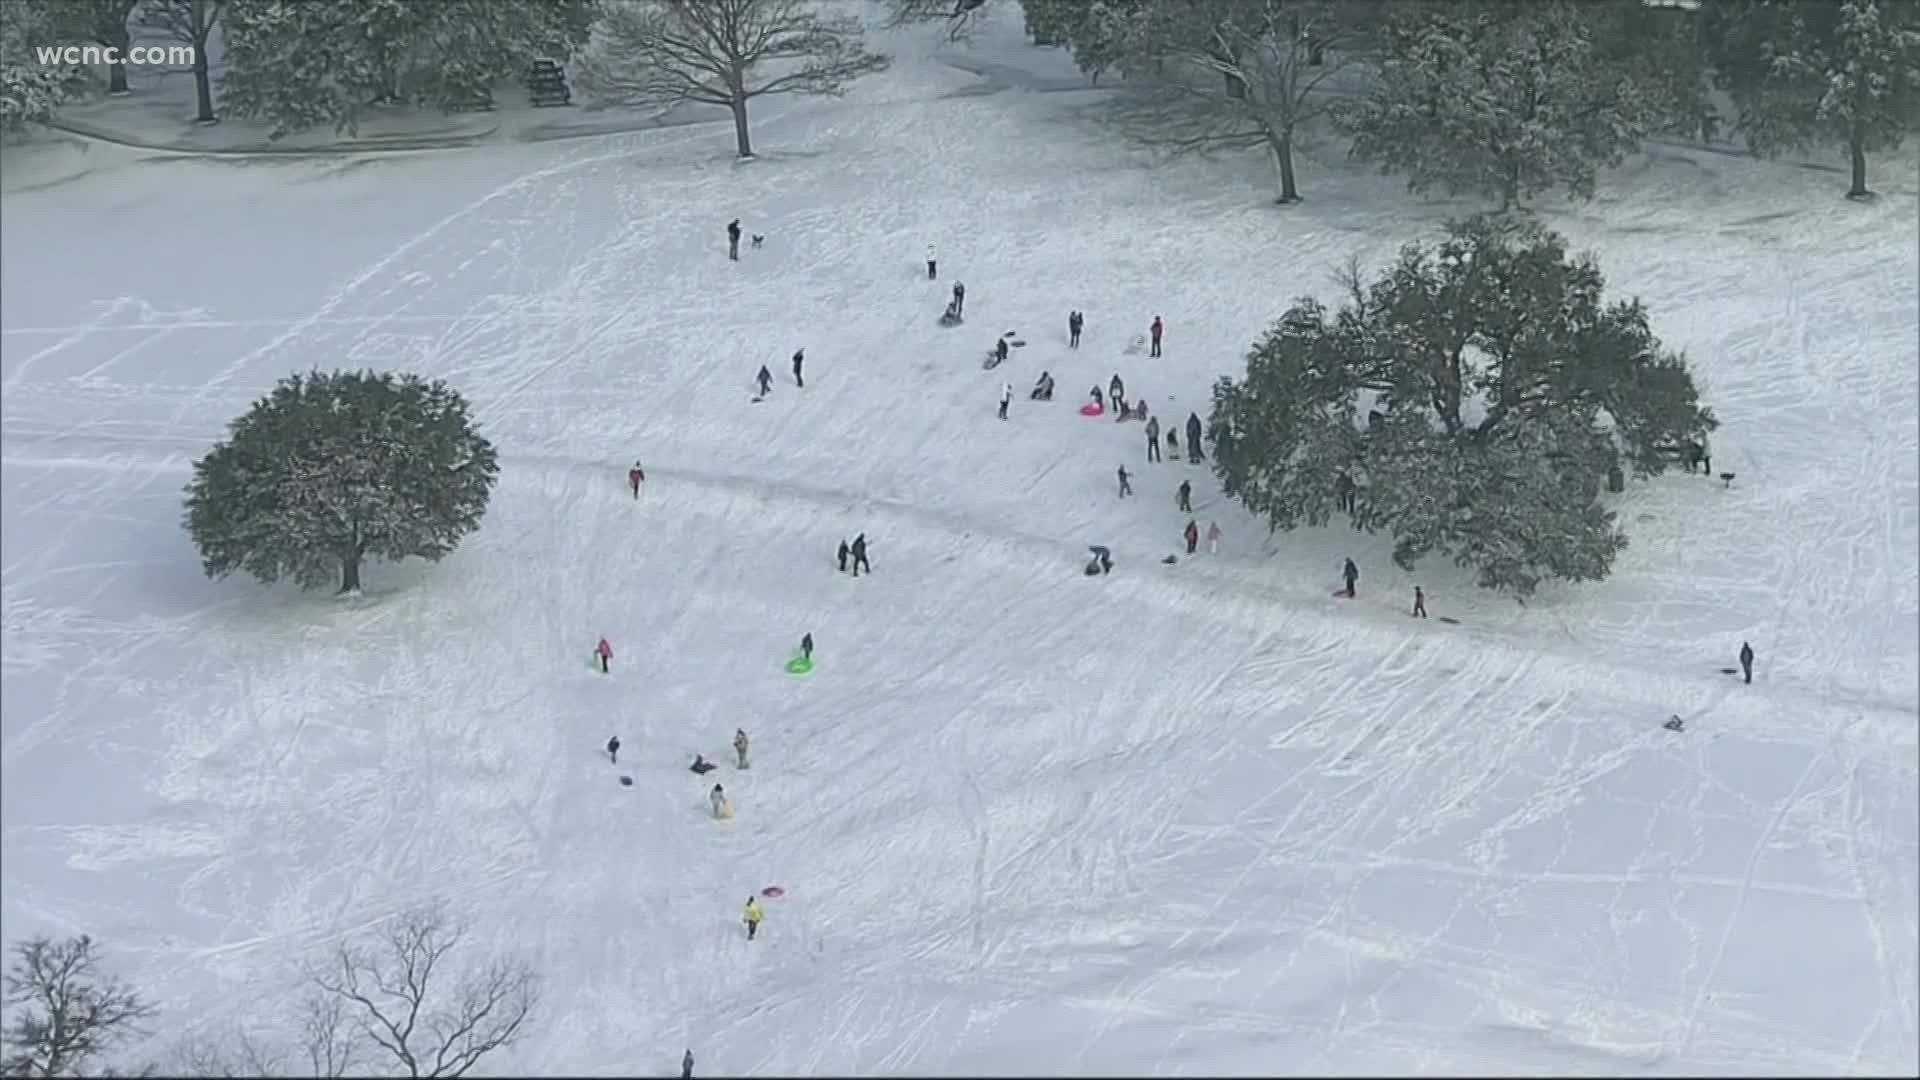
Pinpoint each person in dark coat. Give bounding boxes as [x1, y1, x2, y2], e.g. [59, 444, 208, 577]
[1145, 416, 1161, 462]
[994, 336, 1009, 364]
[1149, 316, 1164, 357]
[727, 219, 741, 260]
[801, 633, 814, 662]
[1184, 519, 1199, 554]
[1412, 586, 1427, 618]
[850, 533, 870, 576]
[1738, 641, 1754, 684]
[1176, 479, 1192, 513]
[837, 539, 850, 572]
[791, 348, 805, 387]
[1086, 544, 1113, 575]
[1068, 310, 1083, 348]
[1117, 465, 1132, 498]
[628, 461, 645, 499]
[1342, 558, 1359, 598]
[1186, 412, 1204, 462]
[1168, 428, 1178, 455]
[1109, 374, 1124, 403]
[683, 1049, 695, 1079]
[1091, 386, 1104, 410]
[756, 365, 772, 396]
[606, 735, 620, 763]
[1336, 472, 1356, 514]
[953, 281, 966, 317]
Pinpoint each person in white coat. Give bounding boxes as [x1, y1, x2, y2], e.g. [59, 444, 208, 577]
[999, 382, 1012, 420]
[709, 783, 731, 819]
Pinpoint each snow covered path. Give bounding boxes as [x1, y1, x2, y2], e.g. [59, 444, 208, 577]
[4, 11, 1915, 1076]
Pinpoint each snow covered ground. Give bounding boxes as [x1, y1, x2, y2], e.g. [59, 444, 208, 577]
[4, 9, 1916, 1076]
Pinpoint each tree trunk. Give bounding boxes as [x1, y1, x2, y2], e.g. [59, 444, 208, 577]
[1846, 131, 1869, 198]
[191, 42, 215, 123]
[107, 60, 129, 94]
[1224, 71, 1246, 99]
[1270, 130, 1300, 203]
[730, 94, 752, 158]
[338, 553, 362, 594]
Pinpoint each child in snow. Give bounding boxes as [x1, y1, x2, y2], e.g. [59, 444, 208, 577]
[1149, 316, 1164, 357]
[734, 729, 750, 769]
[1109, 374, 1125, 403]
[756, 365, 772, 397]
[791, 348, 805, 388]
[927, 243, 937, 280]
[1068, 310, 1084, 348]
[1739, 641, 1754, 684]
[838, 539, 850, 572]
[999, 382, 1012, 420]
[1185, 519, 1199, 554]
[628, 461, 645, 499]
[710, 783, 731, 819]
[595, 637, 613, 674]
[1091, 386, 1104, 410]
[801, 633, 814, 662]
[1207, 521, 1221, 554]
[727, 219, 741, 261]
[1117, 466, 1133, 498]
[1176, 480, 1192, 513]
[953, 281, 966, 317]
[1145, 417, 1161, 461]
[606, 735, 621, 763]
[1342, 558, 1359, 598]
[744, 896, 764, 940]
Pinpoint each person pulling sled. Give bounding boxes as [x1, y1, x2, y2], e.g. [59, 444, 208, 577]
[1085, 544, 1113, 576]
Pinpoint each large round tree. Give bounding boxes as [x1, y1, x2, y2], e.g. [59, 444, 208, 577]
[185, 370, 500, 595]
[1209, 215, 1717, 598]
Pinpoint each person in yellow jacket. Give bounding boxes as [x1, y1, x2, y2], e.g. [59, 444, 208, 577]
[743, 897, 764, 940]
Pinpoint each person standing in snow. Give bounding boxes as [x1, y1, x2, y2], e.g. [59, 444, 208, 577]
[756, 365, 772, 397]
[1207, 521, 1221, 554]
[927, 243, 937, 280]
[595, 636, 613, 674]
[1176, 479, 1192, 513]
[1149, 316, 1164, 358]
[734, 728, 750, 769]
[1117, 465, 1133, 498]
[1412, 586, 1428, 618]
[1109, 374, 1125, 404]
[1738, 641, 1754, 684]
[850, 534, 870, 576]
[1342, 558, 1359, 598]
[1068, 310, 1083, 348]
[1336, 472, 1357, 514]
[727, 219, 741, 261]
[743, 896, 764, 940]
[837, 538, 850, 572]
[606, 735, 620, 764]
[710, 783, 730, 819]
[999, 381, 1012, 420]
[628, 461, 646, 499]
[683, 1049, 695, 1079]
[1167, 427, 1179, 456]
[1145, 416, 1161, 462]
[994, 336, 1009, 364]
[1184, 519, 1199, 555]
[791, 348, 805, 388]
[1186, 412, 1204, 463]
[953, 281, 966, 317]
[801, 632, 814, 662]
[1701, 447, 1712, 477]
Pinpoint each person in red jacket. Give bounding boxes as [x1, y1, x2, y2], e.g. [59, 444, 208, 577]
[628, 461, 645, 499]
[1149, 316, 1164, 358]
[595, 637, 613, 674]
[1184, 519, 1199, 554]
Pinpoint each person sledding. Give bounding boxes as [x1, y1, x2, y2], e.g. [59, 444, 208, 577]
[1030, 371, 1054, 401]
[1085, 544, 1113, 576]
[940, 298, 963, 326]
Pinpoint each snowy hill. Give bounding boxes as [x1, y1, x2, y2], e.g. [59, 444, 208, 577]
[3, 9, 1915, 1076]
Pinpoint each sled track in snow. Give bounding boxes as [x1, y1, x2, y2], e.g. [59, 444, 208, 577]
[4, 429, 1914, 763]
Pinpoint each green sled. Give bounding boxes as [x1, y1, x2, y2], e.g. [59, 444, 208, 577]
[784, 656, 814, 676]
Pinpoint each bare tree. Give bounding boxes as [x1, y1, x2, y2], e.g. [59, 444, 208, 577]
[1110, 0, 1379, 203]
[306, 905, 536, 1079]
[2, 935, 156, 1078]
[576, 0, 890, 158]
[134, 0, 223, 124]
[171, 1027, 284, 1078]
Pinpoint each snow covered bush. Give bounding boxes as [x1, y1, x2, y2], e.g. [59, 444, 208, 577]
[1208, 215, 1719, 598]
[0, 1, 88, 135]
[184, 369, 500, 595]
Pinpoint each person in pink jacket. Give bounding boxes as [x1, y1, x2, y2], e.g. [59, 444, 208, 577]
[595, 637, 613, 674]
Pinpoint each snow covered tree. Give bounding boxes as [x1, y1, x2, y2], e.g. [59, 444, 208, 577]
[578, 0, 889, 158]
[3, 935, 155, 1078]
[1, 2, 89, 133]
[1591, 0, 1714, 140]
[1073, 0, 1381, 203]
[221, 0, 592, 138]
[306, 904, 537, 1079]
[882, 0, 992, 42]
[1339, 0, 1657, 209]
[46, 0, 138, 95]
[136, 0, 222, 123]
[1706, 0, 1920, 199]
[1209, 216, 1718, 598]
[184, 369, 499, 596]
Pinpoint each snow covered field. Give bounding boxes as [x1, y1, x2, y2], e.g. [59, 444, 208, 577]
[4, 10, 1916, 1076]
